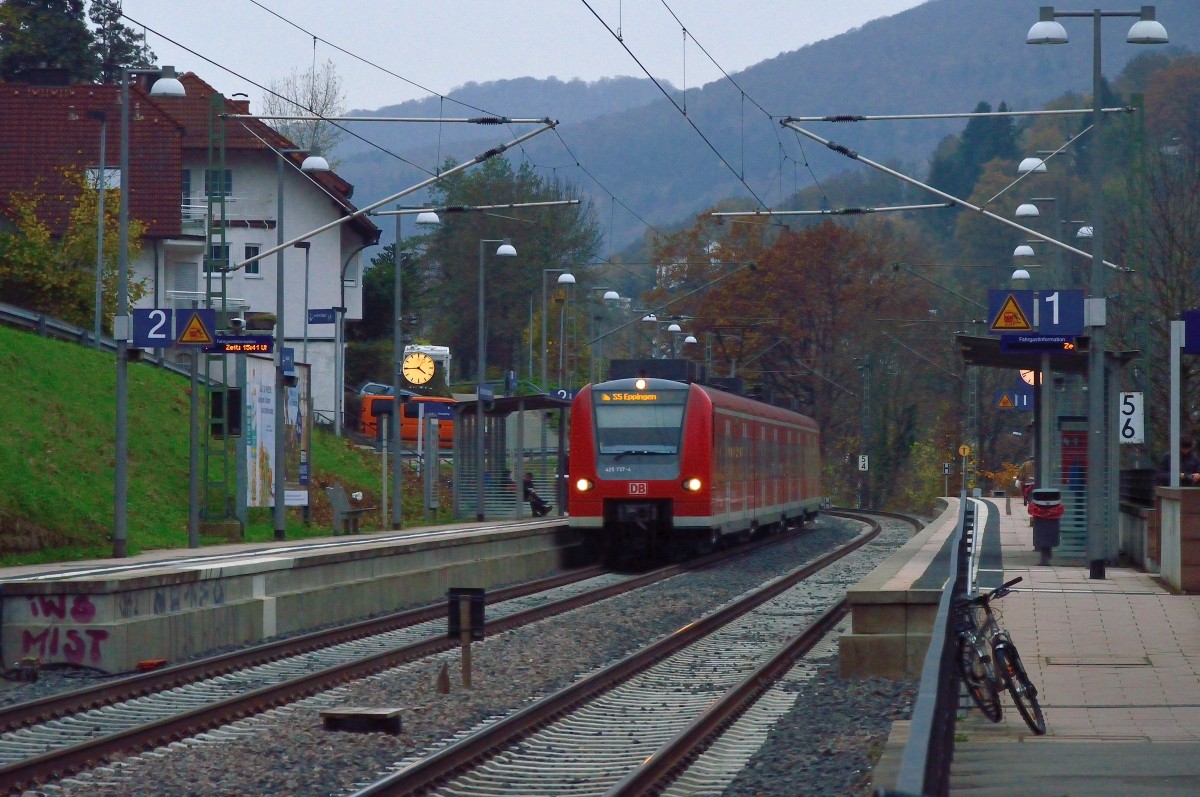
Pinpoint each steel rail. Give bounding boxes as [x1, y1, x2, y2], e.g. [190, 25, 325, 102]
[0, 528, 804, 794]
[347, 520, 880, 796]
[609, 510, 920, 795]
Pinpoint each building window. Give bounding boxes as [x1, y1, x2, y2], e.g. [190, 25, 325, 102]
[204, 168, 233, 197]
[244, 244, 261, 277]
[86, 167, 121, 191]
[206, 243, 230, 273]
[181, 168, 191, 205]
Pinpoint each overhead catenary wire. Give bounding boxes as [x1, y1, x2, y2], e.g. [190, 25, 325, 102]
[226, 122, 558, 274]
[578, 0, 775, 215]
[244, 0, 685, 247]
[781, 118, 1131, 273]
[653, 0, 829, 208]
[120, 11, 438, 178]
[122, 6, 663, 251]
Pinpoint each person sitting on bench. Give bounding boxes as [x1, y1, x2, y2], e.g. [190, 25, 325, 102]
[523, 472, 552, 517]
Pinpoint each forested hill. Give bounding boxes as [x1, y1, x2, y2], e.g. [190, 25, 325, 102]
[333, 0, 1199, 250]
[337, 75, 669, 160]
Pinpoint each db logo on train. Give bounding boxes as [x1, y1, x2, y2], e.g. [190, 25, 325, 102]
[629, 483, 648, 495]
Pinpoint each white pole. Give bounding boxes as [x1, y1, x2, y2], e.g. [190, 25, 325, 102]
[1170, 320, 1183, 487]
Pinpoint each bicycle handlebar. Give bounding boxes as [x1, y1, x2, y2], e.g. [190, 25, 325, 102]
[959, 576, 1023, 606]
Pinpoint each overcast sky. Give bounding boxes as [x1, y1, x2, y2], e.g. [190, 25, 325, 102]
[119, 1, 927, 112]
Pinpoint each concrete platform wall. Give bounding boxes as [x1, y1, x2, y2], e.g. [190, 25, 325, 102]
[2, 526, 579, 674]
[839, 499, 953, 679]
[1158, 487, 1200, 592]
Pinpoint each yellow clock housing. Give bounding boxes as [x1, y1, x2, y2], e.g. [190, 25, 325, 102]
[402, 352, 435, 385]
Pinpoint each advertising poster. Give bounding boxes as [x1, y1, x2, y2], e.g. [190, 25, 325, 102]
[245, 355, 310, 508]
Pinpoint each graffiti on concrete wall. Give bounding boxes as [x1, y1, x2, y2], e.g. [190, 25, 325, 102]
[20, 595, 108, 665]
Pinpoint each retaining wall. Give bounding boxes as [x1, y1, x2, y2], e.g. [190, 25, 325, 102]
[2, 525, 579, 674]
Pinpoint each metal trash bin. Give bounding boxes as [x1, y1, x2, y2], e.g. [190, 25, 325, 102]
[1028, 488, 1064, 565]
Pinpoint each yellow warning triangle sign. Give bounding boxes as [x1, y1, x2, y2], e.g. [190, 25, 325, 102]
[990, 294, 1032, 332]
[997, 393, 1015, 409]
[178, 312, 214, 345]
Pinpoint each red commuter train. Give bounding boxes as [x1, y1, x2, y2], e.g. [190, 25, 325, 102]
[568, 376, 824, 561]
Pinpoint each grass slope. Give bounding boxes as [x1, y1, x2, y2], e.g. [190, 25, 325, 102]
[0, 325, 443, 566]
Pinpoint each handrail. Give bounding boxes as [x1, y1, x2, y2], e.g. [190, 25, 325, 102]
[875, 494, 972, 797]
[0, 300, 213, 383]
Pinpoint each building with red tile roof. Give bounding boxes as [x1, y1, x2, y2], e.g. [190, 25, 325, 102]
[0, 72, 381, 424]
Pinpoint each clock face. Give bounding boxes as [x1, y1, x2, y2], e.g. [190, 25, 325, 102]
[402, 352, 435, 385]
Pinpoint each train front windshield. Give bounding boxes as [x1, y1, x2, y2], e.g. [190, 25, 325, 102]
[592, 388, 688, 478]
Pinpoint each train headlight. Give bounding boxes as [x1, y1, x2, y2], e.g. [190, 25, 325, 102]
[682, 477, 702, 492]
[575, 477, 594, 492]
[634, 378, 648, 390]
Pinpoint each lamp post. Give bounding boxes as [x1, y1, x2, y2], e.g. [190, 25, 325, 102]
[87, 110, 107, 349]
[295, 241, 311, 364]
[541, 269, 575, 392]
[1027, 4, 1168, 579]
[477, 239, 517, 521]
[1015, 198, 1065, 493]
[390, 208, 440, 528]
[667, 323, 682, 358]
[274, 147, 329, 541]
[588, 288, 619, 382]
[558, 276, 575, 386]
[1016, 197, 1066, 285]
[115, 66, 185, 558]
[641, 313, 660, 357]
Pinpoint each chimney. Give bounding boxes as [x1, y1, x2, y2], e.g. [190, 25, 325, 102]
[230, 92, 250, 114]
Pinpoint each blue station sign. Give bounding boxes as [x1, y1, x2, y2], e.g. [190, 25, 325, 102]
[1000, 334, 1075, 353]
[1184, 310, 1200, 355]
[132, 308, 217, 348]
[988, 290, 1084, 337]
[308, 308, 336, 325]
[994, 390, 1033, 411]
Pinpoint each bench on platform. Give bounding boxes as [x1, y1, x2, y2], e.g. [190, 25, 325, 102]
[325, 483, 375, 534]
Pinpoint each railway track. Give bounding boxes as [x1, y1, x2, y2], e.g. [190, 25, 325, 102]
[0, 524, 817, 795]
[344, 510, 899, 796]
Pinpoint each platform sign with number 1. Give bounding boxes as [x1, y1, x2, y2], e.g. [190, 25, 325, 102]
[1120, 392, 1144, 444]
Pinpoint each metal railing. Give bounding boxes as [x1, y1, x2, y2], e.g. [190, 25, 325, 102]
[0, 300, 209, 383]
[875, 495, 972, 797]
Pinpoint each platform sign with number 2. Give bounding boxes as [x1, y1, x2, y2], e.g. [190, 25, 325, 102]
[1120, 392, 1144, 444]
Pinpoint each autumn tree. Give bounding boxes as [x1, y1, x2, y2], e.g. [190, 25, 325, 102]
[1107, 55, 1200, 458]
[261, 59, 346, 166]
[0, 170, 147, 329]
[647, 212, 955, 507]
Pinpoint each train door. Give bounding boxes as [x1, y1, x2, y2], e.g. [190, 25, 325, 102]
[758, 425, 767, 514]
[789, 428, 798, 507]
[723, 418, 732, 521]
[737, 421, 747, 523]
[770, 427, 778, 510]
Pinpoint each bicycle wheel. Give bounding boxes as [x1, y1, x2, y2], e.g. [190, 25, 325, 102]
[995, 641, 1047, 734]
[957, 633, 1002, 722]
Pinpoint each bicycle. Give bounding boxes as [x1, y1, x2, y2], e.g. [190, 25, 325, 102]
[954, 576, 1047, 734]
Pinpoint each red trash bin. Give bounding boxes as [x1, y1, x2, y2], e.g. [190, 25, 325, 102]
[1028, 488, 1064, 564]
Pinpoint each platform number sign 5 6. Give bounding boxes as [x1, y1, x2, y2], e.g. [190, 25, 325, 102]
[1120, 392, 1144, 445]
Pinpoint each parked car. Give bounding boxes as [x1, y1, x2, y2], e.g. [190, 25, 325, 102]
[356, 381, 393, 396]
